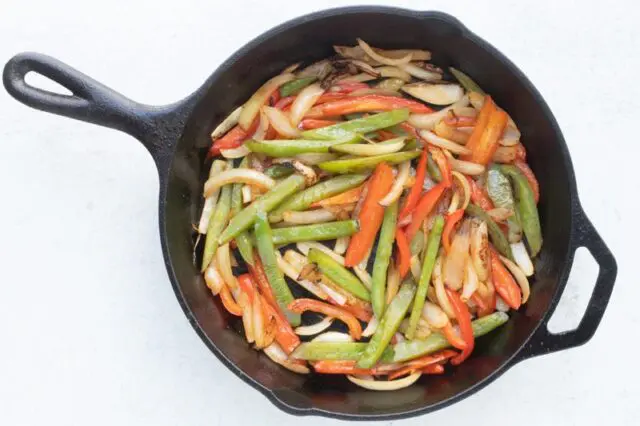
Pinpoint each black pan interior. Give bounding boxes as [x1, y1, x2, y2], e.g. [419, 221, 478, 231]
[161, 9, 575, 418]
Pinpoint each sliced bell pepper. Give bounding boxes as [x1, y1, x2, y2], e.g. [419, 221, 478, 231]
[387, 350, 457, 380]
[271, 221, 359, 246]
[441, 323, 467, 350]
[274, 96, 296, 111]
[462, 97, 508, 165]
[314, 92, 347, 105]
[461, 95, 494, 160]
[399, 148, 427, 221]
[449, 67, 485, 95]
[306, 95, 432, 118]
[248, 256, 278, 309]
[404, 182, 447, 241]
[443, 115, 477, 127]
[428, 146, 452, 187]
[471, 292, 490, 316]
[312, 360, 375, 375]
[465, 203, 513, 260]
[260, 294, 300, 354]
[280, 76, 317, 97]
[467, 176, 494, 211]
[446, 288, 475, 365]
[514, 160, 540, 204]
[395, 227, 412, 279]
[208, 117, 259, 157]
[332, 81, 370, 93]
[442, 209, 464, 253]
[487, 166, 522, 243]
[308, 248, 370, 301]
[399, 122, 420, 139]
[345, 163, 394, 266]
[219, 283, 243, 316]
[201, 184, 232, 271]
[302, 109, 410, 141]
[371, 200, 399, 318]
[237, 273, 257, 304]
[269, 89, 281, 107]
[299, 118, 339, 130]
[490, 248, 522, 310]
[291, 341, 394, 362]
[288, 298, 363, 340]
[319, 151, 421, 174]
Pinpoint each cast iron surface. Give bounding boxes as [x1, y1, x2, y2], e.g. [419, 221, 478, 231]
[3, 6, 617, 420]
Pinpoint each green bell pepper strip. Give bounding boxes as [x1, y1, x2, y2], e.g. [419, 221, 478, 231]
[465, 203, 514, 261]
[264, 164, 295, 179]
[405, 215, 444, 340]
[279, 76, 317, 97]
[245, 137, 356, 157]
[307, 248, 370, 301]
[269, 174, 368, 222]
[392, 312, 509, 362]
[218, 174, 305, 244]
[486, 167, 522, 243]
[449, 67, 485, 95]
[427, 151, 442, 182]
[302, 109, 410, 141]
[254, 212, 301, 326]
[230, 163, 254, 266]
[403, 138, 418, 151]
[291, 341, 394, 362]
[271, 220, 359, 245]
[371, 200, 398, 318]
[357, 282, 417, 368]
[318, 151, 420, 174]
[498, 165, 543, 257]
[201, 184, 232, 271]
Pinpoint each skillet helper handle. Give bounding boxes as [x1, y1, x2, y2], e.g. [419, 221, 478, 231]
[522, 207, 617, 359]
[3, 52, 167, 159]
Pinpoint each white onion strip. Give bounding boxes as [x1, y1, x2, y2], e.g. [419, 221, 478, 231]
[419, 130, 471, 155]
[276, 252, 328, 300]
[362, 316, 379, 338]
[347, 372, 422, 391]
[211, 106, 243, 140]
[376, 66, 412, 82]
[433, 255, 455, 318]
[263, 343, 310, 374]
[422, 301, 449, 329]
[197, 160, 227, 233]
[499, 254, 531, 304]
[334, 236, 349, 255]
[204, 262, 224, 295]
[282, 209, 336, 225]
[357, 38, 412, 66]
[380, 161, 411, 206]
[511, 241, 534, 276]
[220, 145, 250, 159]
[295, 317, 334, 336]
[311, 331, 353, 343]
[408, 95, 469, 130]
[239, 73, 295, 130]
[461, 261, 479, 302]
[449, 158, 485, 176]
[450, 171, 471, 212]
[332, 139, 405, 156]
[399, 63, 441, 81]
[289, 83, 324, 126]
[263, 106, 300, 138]
[204, 169, 275, 197]
[216, 243, 238, 290]
[402, 83, 464, 106]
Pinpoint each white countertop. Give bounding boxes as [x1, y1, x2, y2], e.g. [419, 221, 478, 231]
[0, 0, 636, 424]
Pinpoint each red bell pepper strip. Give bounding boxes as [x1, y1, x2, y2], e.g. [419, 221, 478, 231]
[490, 249, 522, 310]
[441, 323, 467, 350]
[248, 256, 279, 309]
[269, 89, 281, 107]
[377, 129, 397, 141]
[274, 96, 296, 111]
[306, 95, 433, 118]
[446, 288, 475, 365]
[442, 209, 464, 253]
[288, 298, 363, 340]
[399, 148, 427, 221]
[404, 182, 447, 240]
[314, 92, 346, 105]
[219, 283, 243, 316]
[444, 115, 476, 127]
[467, 176, 494, 211]
[399, 122, 420, 139]
[237, 273, 257, 305]
[345, 163, 394, 267]
[208, 117, 260, 157]
[261, 294, 300, 354]
[471, 292, 490, 315]
[428, 146, 452, 187]
[395, 228, 412, 279]
[421, 364, 445, 375]
[462, 97, 508, 165]
[514, 160, 540, 203]
[312, 360, 375, 375]
[332, 81, 370, 93]
[387, 350, 456, 380]
[299, 118, 339, 130]
[340, 299, 373, 322]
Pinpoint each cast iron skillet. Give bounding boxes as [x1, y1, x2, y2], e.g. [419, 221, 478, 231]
[3, 7, 617, 420]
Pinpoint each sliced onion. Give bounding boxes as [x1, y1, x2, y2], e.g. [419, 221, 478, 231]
[362, 316, 379, 338]
[220, 145, 250, 159]
[263, 106, 300, 138]
[357, 38, 412, 66]
[277, 252, 328, 300]
[433, 255, 455, 318]
[239, 73, 295, 130]
[216, 243, 238, 290]
[487, 207, 513, 222]
[492, 146, 518, 163]
[499, 254, 531, 304]
[408, 95, 469, 130]
[295, 317, 334, 336]
[282, 62, 301, 74]
[298, 59, 333, 79]
[386, 264, 400, 304]
[294, 153, 338, 165]
[470, 219, 489, 281]
[399, 63, 441, 81]
[347, 88, 403, 97]
[334, 236, 349, 255]
[251, 109, 270, 141]
[211, 106, 243, 140]
[297, 242, 344, 264]
[495, 296, 510, 313]
[380, 161, 411, 206]
[204, 263, 224, 295]
[334, 45, 430, 64]
[242, 185, 253, 204]
[376, 66, 412, 82]
[338, 73, 376, 83]
[422, 301, 449, 329]
[291, 160, 317, 186]
[323, 204, 356, 221]
[394, 332, 406, 343]
[289, 83, 325, 126]
[282, 209, 336, 225]
[355, 248, 373, 290]
[500, 123, 521, 146]
[469, 91, 485, 110]
[264, 343, 310, 374]
[197, 160, 227, 233]
[449, 158, 485, 176]
[419, 130, 471, 155]
[410, 255, 422, 282]
[461, 260, 479, 302]
[204, 169, 275, 197]
[511, 241, 534, 276]
[253, 294, 265, 348]
[332, 139, 405, 156]
[347, 372, 422, 391]
[312, 331, 353, 343]
[451, 171, 471, 211]
[242, 301, 254, 343]
[402, 83, 464, 106]
[444, 220, 471, 291]
[318, 282, 348, 305]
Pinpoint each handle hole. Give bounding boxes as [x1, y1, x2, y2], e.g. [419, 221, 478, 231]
[547, 247, 599, 334]
[25, 71, 73, 96]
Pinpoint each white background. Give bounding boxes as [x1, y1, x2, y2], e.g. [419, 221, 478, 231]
[0, 1, 637, 424]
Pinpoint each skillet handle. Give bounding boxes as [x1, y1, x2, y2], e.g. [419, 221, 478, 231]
[3, 52, 187, 165]
[520, 208, 617, 359]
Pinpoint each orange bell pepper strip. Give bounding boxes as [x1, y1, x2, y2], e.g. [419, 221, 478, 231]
[311, 184, 364, 208]
[460, 96, 495, 160]
[399, 148, 427, 221]
[312, 360, 375, 375]
[332, 81, 370, 93]
[428, 146, 452, 187]
[314, 92, 346, 105]
[404, 182, 447, 240]
[377, 129, 397, 141]
[395, 227, 412, 279]
[340, 300, 373, 322]
[514, 160, 540, 203]
[462, 100, 508, 165]
[237, 273, 257, 305]
[345, 163, 394, 266]
[219, 284, 243, 316]
[387, 350, 456, 380]
[446, 288, 475, 365]
[490, 249, 522, 310]
[305, 95, 433, 118]
[444, 115, 476, 127]
[471, 292, 490, 316]
[442, 209, 464, 253]
[288, 298, 363, 340]
[248, 256, 278, 309]
[261, 294, 300, 354]
[298, 118, 339, 130]
[422, 364, 445, 375]
[441, 323, 467, 351]
[399, 122, 420, 139]
[467, 176, 494, 211]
